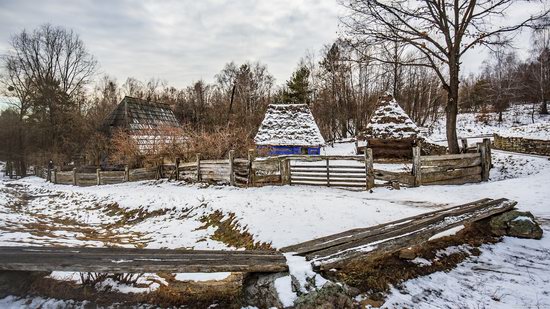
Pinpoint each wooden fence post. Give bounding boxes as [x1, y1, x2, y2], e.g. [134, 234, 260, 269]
[196, 153, 201, 182]
[326, 158, 331, 187]
[484, 138, 492, 167]
[125, 166, 130, 182]
[412, 146, 422, 187]
[461, 138, 468, 153]
[366, 148, 374, 190]
[247, 149, 255, 187]
[72, 168, 77, 186]
[286, 159, 291, 185]
[479, 138, 491, 181]
[53, 168, 57, 184]
[229, 150, 235, 186]
[175, 160, 180, 181]
[96, 168, 101, 185]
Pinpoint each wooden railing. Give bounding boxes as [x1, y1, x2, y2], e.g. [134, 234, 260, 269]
[36, 139, 491, 189]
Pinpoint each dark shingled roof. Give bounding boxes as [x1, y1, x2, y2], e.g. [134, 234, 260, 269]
[103, 96, 183, 152]
[104, 96, 180, 131]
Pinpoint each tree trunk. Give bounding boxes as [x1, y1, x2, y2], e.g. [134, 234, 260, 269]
[446, 72, 460, 154]
[541, 99, 548, 115]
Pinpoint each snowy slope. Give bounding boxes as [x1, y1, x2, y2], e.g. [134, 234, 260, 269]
[426, 104, 550, 141]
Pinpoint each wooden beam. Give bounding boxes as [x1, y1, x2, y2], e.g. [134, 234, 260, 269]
[0, 247, 288, 273]
[366, 148, 374, 190]
[412, 146, 421, 187]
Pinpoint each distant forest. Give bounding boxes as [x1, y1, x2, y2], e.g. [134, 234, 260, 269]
[1, 1, 549, 175]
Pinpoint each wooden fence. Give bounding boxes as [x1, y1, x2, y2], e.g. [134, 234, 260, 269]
[36, 166, 158, 186]
[36, 139, 491, 189]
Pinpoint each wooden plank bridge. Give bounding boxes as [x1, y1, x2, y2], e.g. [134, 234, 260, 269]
[0, 198, 516, 275]
[0, 247, 288, 273]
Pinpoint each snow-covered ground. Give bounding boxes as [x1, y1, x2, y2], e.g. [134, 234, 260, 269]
[1, 106, 550, 308]
[426, 104, 550, 141]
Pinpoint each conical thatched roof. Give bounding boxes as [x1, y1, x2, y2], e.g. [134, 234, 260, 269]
[364, 94, 419, 140]
[255, 104, 325, 147]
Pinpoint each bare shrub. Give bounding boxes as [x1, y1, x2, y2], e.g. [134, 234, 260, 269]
[183, 125, 255, 160]
[79, 272, 109, 287]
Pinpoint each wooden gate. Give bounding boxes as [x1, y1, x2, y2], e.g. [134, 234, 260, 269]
[288, 155, 370, 189]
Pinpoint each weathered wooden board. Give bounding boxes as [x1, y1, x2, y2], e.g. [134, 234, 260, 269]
[421, 152, 480, 162]
[304, 198, 516, 270]
[280, 198, 493, 255]
[421, 166, 482, 183]
[372, 169, 415, 185]
[421, 157, 481, 171]
[422, 174, 482, 186]
[0, 247, 288, 273]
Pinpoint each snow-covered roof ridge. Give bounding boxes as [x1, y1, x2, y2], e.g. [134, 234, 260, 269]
[365, 94, 419, 140]
[255, 103, 325, 147]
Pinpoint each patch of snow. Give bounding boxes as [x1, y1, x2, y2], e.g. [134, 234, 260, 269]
[46, 271, 82, 284]
[174, 272, 231, 282]
[284, 253, 328, 293]
[274, 275, 297, 307]
[411, 257, 433, 267]
[435, 244, 472, 258]
[428, 225, 465, 241]
[512, 216, 535, 224]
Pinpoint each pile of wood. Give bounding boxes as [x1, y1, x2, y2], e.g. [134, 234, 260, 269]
[281, 198, 516, 270]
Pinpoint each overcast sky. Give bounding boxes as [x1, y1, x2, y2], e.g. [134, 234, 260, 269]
[0, 0, 544, 91]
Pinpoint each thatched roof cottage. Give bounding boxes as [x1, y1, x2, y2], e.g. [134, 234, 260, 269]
[357, 93, 419, 158]
[255, 104, 325, 155]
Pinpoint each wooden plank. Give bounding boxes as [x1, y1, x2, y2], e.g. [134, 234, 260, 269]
[421, 157, 481, 172]
[200, 159, 229, 164]
[291, 165, 364, 170]
[421, 156, 481, 169]
[423, 174, 482, 185]
[290, 181, 367, 188]
[372, 169, 415, 185]
[291, 173, 366, 179]
[280, 198, 493, 254]
[291, 176, 366, 182]
[316, 199, 516, 270]
[421, 152, 480, 162]
[421, 166, 481, 183]
[0, 247, 288, 273]
[281, 155, 365, 161]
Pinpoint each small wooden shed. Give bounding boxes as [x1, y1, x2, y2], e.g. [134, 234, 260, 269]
[255, 104, 325, 156]
[357, 94, 419, 159]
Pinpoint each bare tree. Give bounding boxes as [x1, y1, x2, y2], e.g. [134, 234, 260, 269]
[340, 0, 549, 153]
[482, 45, 519, 122]
[531, 20, 550, 114]
[1, 24, 97, 172]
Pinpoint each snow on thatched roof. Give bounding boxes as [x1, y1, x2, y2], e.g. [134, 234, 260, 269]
[255, 104, 325, 147]
[365, 94, 419, 140]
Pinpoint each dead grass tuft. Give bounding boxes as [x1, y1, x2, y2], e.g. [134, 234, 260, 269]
[198, 210, 273, 250]
[325, 220, 499, 298]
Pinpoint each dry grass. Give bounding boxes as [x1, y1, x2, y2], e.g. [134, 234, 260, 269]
[197, 210, 273, 250]
[325, 220, 499, 302]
